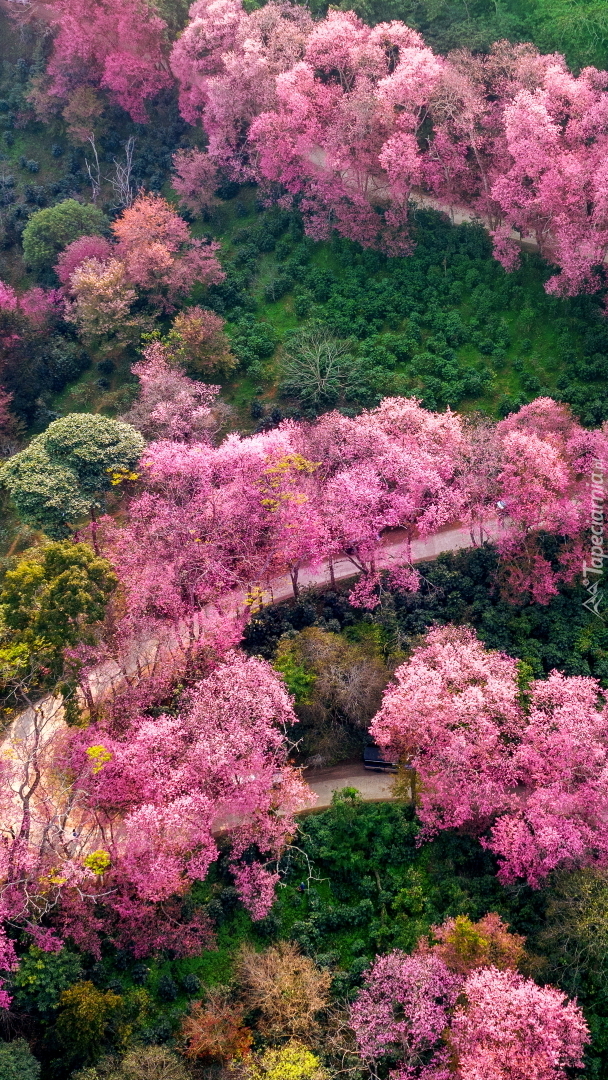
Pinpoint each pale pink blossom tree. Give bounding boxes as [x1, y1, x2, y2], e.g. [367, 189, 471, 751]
[370, 625, 522, 834]
[250, 15, 440, 251]
[104, 426, 295, 626]
[450, 967, 589, 1080]
[371, 624, 608, 886]
[121, 340, 221, 443]
[494, 398, 608, 603]
[351, 930, 588, 1080]
[170, 0, 313, 180]
[172, 148, 221, 216]
[0, 278, 63, 327]
[300, 398, 465, 606]
[70, 651, 312, 912]
[351, 949, 461, 1078]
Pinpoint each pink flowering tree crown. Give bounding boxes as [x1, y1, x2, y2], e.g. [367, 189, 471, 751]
[111, 193, 225, 309]
[68, 651, 312, 914]
[351, 919, 589, 1080]
[55, 235, 113, 287]
[166, 0, 608, 297]
[371, 624, 608, 886]
[10, 0, 173, 123]
[121, 340, 221, 443]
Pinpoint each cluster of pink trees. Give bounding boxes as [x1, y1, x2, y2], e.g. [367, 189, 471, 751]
[351, 915, 588, 1079]
[170, 0, 313, 181]
[0, 280, 64, 325]
[100, 395, 467, 631]
[371, 623, 608, 886]
[168, 2, 608, 296]
[0, 651, 309, 999]
[1, 394, 606, 1052]
[0, 280, 65, 447]
[102, 396, 608, 635]
[12, 0, 608, 292]
[7, 0, 173, 123]
[68, 651, 309, 912]
[57, 193, 224, 326]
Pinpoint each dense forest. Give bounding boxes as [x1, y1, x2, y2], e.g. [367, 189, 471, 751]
[2, 0, 608, 1077]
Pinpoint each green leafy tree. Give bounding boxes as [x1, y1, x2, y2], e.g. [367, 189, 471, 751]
[540, 868, 608, 994]
[22, 200, 108, 272]
[0, 540, 117, 717]
[274, 627, 391, 762]
[55, 982, 149, 1067]
[0, 1039, 41, 1080]
[529, 0, 608, 70]
[0, 414, 144, 538]
[1, 542, 117, 651]
[55, 981, 123, 1061]
[10, 946, 82, 1016]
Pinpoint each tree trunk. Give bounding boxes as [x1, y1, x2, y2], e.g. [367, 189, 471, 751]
[90, 504, 99, 555]
[290, 567, 299, 599]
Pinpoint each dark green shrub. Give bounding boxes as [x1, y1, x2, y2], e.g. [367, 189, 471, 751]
[181, 972, 201, 995]
[0, 1039, 40, 1080]
[157, 975, 179, 1002]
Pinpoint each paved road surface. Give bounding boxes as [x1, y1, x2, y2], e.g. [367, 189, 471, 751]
[253, 518, 500, 607]
[5, 517, 500, 821]
[213, 764, 400, 834]
[302, 762, 397, 809]
[76, 517, 498, 709]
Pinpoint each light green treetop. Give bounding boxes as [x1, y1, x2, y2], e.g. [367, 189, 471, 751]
[0, 414, 144, 538]
[22, 199, 108, 271]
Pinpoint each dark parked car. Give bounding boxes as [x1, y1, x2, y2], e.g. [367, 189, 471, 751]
[363, 743, 398, 772]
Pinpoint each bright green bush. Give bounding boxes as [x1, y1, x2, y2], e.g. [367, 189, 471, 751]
[10, 946, 82, 1015]
[22, 199, 108, 271]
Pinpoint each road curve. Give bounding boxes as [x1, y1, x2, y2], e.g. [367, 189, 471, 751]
[6, 518, 502, 776]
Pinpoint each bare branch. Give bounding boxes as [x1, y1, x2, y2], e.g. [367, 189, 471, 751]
[105, 136, 136, 209]
[84, 135, 101, 204]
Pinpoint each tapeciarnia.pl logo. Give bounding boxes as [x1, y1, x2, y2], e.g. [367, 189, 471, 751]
[582, 459, 607, 619]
